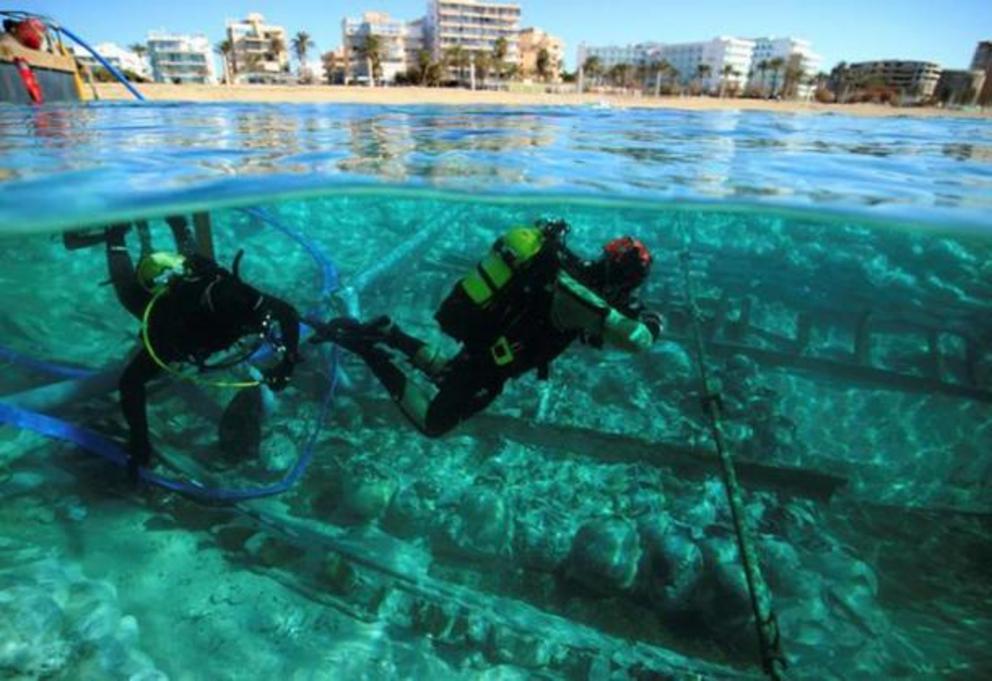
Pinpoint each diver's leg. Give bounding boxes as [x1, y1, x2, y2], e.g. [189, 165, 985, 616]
[135, 220, 152, 257]
[119, 349, 161, 481]
[105, 224, 150, 319]
[420, 357, 504, 437]
[164, 215, 196, 255]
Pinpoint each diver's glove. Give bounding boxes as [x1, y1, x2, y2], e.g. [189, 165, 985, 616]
[309, 316, 392, 353]
[639, 310, 665, 342]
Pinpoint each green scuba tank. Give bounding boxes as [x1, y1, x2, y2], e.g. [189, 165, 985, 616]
[435, 225, 559, 351]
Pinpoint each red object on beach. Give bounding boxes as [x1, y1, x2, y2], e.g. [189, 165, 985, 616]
[13, 18, 45, 50]
[13, 58, 43, 104]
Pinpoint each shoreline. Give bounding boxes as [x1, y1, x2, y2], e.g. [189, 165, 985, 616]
[93, 83, 990, 118]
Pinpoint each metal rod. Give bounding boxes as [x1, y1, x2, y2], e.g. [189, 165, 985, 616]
[679, 251, 789, 681]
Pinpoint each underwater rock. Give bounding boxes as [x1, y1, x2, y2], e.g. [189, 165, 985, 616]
[564, 517, 642, 595]
[383, 483, 436, 539]
[512, 512, 573, 572]
[259, 432, 297, 472]
[318, 554, 358, 595]
[247, 533, 306, 568]
[0, 585, 70, 678]
[218, 386, 265, 461]
[441, 487, 512, 558]
[636, 515, 704, 613]
[651, 341, 694, 385]
[339, 463, 397, 524]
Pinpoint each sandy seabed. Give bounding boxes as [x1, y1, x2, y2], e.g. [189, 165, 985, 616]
[94, 83, 990, 118]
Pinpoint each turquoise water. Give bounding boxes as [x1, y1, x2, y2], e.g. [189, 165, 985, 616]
[0, 103, 991, 680]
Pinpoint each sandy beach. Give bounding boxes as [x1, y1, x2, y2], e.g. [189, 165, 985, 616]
[94, 83, 989, 118]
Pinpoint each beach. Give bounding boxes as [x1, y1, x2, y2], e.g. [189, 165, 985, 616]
[94, 83, 989, 118]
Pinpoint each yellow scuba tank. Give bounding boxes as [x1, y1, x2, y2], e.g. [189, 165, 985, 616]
[435, 225, 556, 351]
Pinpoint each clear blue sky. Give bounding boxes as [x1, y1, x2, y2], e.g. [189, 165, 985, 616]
[30, 0, 992, 71]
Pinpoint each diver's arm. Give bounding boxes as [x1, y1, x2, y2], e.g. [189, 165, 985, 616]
[551, 271, 658, 353]
[263, 294, 301, 361]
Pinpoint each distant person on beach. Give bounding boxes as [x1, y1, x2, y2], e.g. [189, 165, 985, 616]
[64, 214, 301, 480]
[310, 218, 663, 436]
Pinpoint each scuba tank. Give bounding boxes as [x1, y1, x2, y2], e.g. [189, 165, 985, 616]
[434, 218, 570, 358]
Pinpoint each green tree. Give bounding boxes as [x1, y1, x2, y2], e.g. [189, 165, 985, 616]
[768, 57, 785, 97]
[128, 42, 147, 60]
[782, 54, 805, 99]
[292, 31, 315, 78]
[474, 51, 492, 87]
[696, 63, 712, 94]
[445, 45, 470, 85]
[720, 64, 737, 97]
[269, 36, 286, 62]
[492, 36, 508, 80]
[416, 49, 432, 86]
[321, 50, 338, 85]
[215, 39, 233, 84]
[536, 47, 551, 82]
[356, 34, 384, 86]
[582, 55, 602, 87]
[756, 59, 769, 95]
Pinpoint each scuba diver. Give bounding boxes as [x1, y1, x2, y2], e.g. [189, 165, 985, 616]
[310, 218, 663, 437]
[64, 214, 301, 480]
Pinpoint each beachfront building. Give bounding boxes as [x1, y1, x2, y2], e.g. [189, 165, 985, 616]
[146, 32, 215, 84]
[342, 12, 425, 85]
[749, 37, 821, 97]
[72, 42, 149, 79]
[519, 27, 564, 82]
[933, 69, 986, 107]
[226, 13, 290, 84]
[971, 41, 992, 106]
[576, 42, 656, 71]
[836, 61, 941, 104]
[655, 37, 755, 93]
[426, 0, 521, 81]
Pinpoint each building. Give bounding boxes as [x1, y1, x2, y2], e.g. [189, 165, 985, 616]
[576, 42, 656, 72]
[749, 37, 821, 97]
[933, 69, 986, 107]
[971, 41, 992, 106]
[146, 32, 215, 84]
[519, 27, 564, 82]
[577, 35, 819, 95]
[342, 11, 424, 84]
[426, 0, 521, 80]
[72, 42, 149, 79]
[837, 61, 941, 103]
[226, 13, 290, 84]
[656, 37, 755, 92]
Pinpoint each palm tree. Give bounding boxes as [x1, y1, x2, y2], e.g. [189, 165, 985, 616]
[292, 31, 315, 80]
[582, 55, 602, 88]
[782, 54, 805, 99]
[474, 51, 492, 87]
[492, 36, 508, 80]
[696, 63, 711, 94]
[356, 34, 384, 86]
[536, 47, 551, 82]
[269, 36, 286, 67]
[756, 59, 769, 96]
[767, 57, 785, 97]
[445, 45, 470, 86]
[129, 42, 146, 60]
[321, 50, 338, 85]
[417, 49, 432, 86]
[720, 64, 737, 98]
[215, 39, 233, 84]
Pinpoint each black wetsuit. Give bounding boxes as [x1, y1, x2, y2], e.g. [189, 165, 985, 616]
[105, 225, 300, 473]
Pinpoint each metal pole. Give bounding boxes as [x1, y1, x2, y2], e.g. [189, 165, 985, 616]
[680, 251, 789, 681]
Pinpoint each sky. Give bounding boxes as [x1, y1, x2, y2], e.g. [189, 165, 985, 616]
[28, 0, 992, 72]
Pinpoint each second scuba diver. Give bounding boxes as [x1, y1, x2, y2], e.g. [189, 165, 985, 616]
[65, 214, 301, 480]
[310, 218, 663, 436]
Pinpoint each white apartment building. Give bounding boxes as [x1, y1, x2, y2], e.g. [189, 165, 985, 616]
[427, 0, 521, 72]
[226, 13, 290, 84]
[577, 42, 657, 70]
[750, 37, 822, 96]
[342, 12, 425, 84]
[72, 42, 150, 79]
[656, 37, 755, 91]
[147, 32, 215, 84]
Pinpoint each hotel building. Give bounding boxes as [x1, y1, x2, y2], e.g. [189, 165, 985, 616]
[519, 27, 564, 82]
[971, 41, 992, 106]
[839, 60, 941, 103]
[226, 13, 290, 84]
[426, 0, 521, 75]
[72, 42, 149, 79]
[146, 32, 215, 84]
[342, 12, 425, 85]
